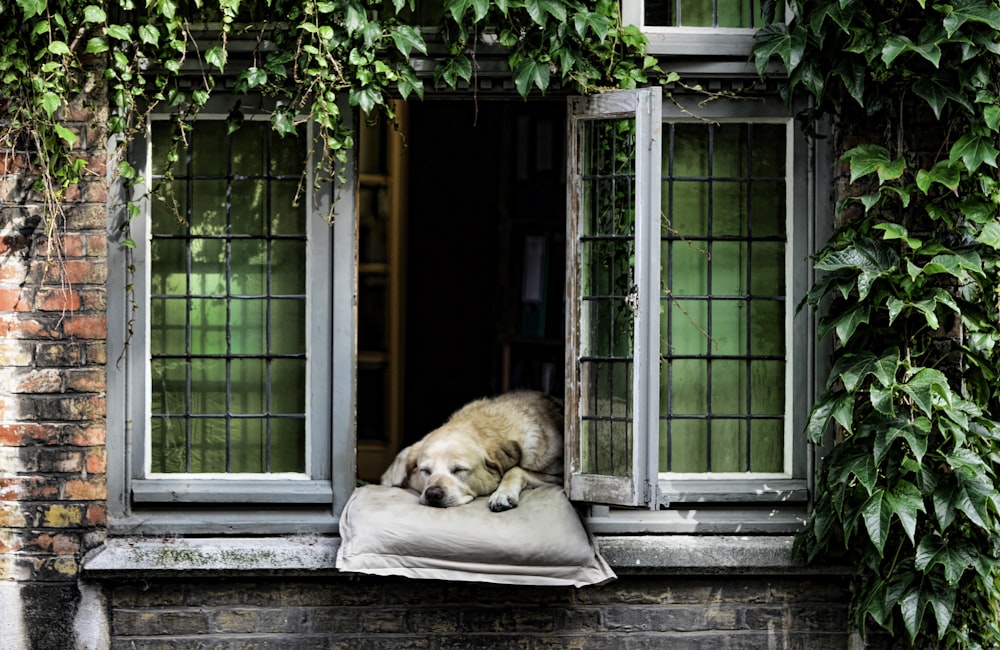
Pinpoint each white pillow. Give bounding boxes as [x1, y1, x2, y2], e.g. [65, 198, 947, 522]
[336, 484, 616, 587]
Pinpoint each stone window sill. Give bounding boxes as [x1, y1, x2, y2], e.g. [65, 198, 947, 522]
[82, 535, 844, 579]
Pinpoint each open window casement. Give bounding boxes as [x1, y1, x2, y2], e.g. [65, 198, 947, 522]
[565, 87, 663, 508]
[566, 88, 816, 522]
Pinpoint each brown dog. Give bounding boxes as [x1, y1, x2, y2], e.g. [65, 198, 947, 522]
[380, 391, 564, 511]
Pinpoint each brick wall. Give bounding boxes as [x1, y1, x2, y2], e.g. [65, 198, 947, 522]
[0, 88, 109, 649]
[104, 575, 854, 649]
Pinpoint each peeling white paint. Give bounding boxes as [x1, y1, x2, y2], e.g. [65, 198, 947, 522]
[73, 582, 108, 650]
[0, 582, 28, 650]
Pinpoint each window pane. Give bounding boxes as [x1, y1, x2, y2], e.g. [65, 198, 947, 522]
[660, 121, 787, 473]
[643, 0, 780, 27]
[576, 116, 638, 477]
[148, 119, 308, 474]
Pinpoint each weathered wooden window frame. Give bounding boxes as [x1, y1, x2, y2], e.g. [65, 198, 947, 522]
[566, 87, 825, 534]
[106, 95, 357, 535]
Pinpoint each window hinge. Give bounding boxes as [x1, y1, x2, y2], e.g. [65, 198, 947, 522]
[644, 480, 669, 509]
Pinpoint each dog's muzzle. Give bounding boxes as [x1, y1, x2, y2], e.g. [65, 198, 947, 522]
[423, 485, 447, 507]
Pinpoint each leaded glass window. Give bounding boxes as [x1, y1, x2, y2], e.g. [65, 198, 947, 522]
[661, 122, 788, 474]
[148, 120, 309, 475]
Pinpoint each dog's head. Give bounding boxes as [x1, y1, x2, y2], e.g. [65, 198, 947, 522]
[382, 423, 522, 507]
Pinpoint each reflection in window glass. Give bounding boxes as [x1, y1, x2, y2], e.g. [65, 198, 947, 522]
[643, 0, 779, 27]
[149, 119, 308, 474]
[660, 122, 787, 473]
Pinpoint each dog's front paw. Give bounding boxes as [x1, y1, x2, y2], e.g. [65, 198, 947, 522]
[488, 490, 519, 512]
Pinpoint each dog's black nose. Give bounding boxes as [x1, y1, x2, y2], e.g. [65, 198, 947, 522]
[425, 485, 445, 506]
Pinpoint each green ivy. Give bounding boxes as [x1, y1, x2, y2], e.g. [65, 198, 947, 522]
[0, 0, 656, 237]
[753, 1, 1000, 647]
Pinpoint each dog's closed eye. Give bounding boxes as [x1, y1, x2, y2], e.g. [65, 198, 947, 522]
[451, 466, 469, 475]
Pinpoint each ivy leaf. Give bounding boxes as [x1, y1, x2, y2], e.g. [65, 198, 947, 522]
[921, 250, 983, 279]
[900, 367, 949, 418]
[390, 24, 427, 58]
[914, 77, 971, 119]
[916, 535, 976, 585]
[83, 5, 107, 23]
[939, 0, 1000, 37]
[875, 417, 931, 465]
[396, 66, 424, 101]
[344, 0, 369, 34]
[841, 145, 906, 184]
[513, 57, 550, 97]
[523, 0, 567, 26]
[469, 0, 489, 21]
[874, 222, 922, 250]
[882, 34, 941, 68]
[138, 24, 159, 46]
[752, 23, 805, 76]
[819, 303, 871, 346]
[984, 104, 1000, 132]
[805, 390, 850, 443]
[975, 221, 1000, 249]
[862, 489, 892, 556]
[887, 480, 925, 545]
[915, 160, 962, 194]
[85, 37, 108, 54]
[40, 91, 61, 117]
[829, 348, 899, 392]
[349, 86, 382, 114]
[436, 55, 472, 88]
[52, 124, 78, 147]
[574, 10, 611, 41]
[17, 0, 46, 19]
[898, 585, 925, 644]
[814, 238, 898, 300]
[950, 133, 999, 171]
[106, 24, 133, 41]
[205, 45, 227, 72]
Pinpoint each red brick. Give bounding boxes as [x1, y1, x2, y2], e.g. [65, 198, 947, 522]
[0, 504, 28, 528]
[1, 315, 56, 339]
[79, 288, 106, 311]
[34, 342, 84, 367]
[85, 503, 106, 526]
[0, 423, 58, 445]
[60, 233, 86, 257]
[67, 424, 105, 447]
[0, 477, 60, 500]
[62, 314, 107, 339]
[64, 478, 106, 500]
[86, 233, 106, 256]
[34, 288, 82, 312]
[10, 368, 63, 393]
[44, 259, 107, 285]
[64, 368, 105, 393]
[85, 447, 106, 474]
[21, 531, 81, 555]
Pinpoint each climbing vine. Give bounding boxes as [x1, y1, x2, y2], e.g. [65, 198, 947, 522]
[0, 0, 656, 245]
[754, 1, 1000, 647]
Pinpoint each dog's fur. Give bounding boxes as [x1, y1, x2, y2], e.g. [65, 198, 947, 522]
[380, 390, 563, 511]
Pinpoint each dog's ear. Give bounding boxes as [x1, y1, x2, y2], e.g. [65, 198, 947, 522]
[380, 442, 421, 487]
[484, 439, 522, 476]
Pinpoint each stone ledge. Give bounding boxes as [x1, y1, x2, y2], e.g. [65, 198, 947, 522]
[83, 535, 845, 579]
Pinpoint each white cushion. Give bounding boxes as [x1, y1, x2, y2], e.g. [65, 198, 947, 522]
[336, 484, 616, 587]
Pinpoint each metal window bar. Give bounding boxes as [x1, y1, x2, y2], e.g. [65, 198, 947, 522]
[150, 124, 307, 474]
[662, 122, 786, 472]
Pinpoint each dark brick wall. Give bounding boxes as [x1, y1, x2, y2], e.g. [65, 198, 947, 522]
[104, 574, 854, 649]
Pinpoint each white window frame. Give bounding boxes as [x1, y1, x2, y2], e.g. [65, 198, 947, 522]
[566, 88, 825, 534]
[621, 0, 785, 56]
[106, 95, 357, 535]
